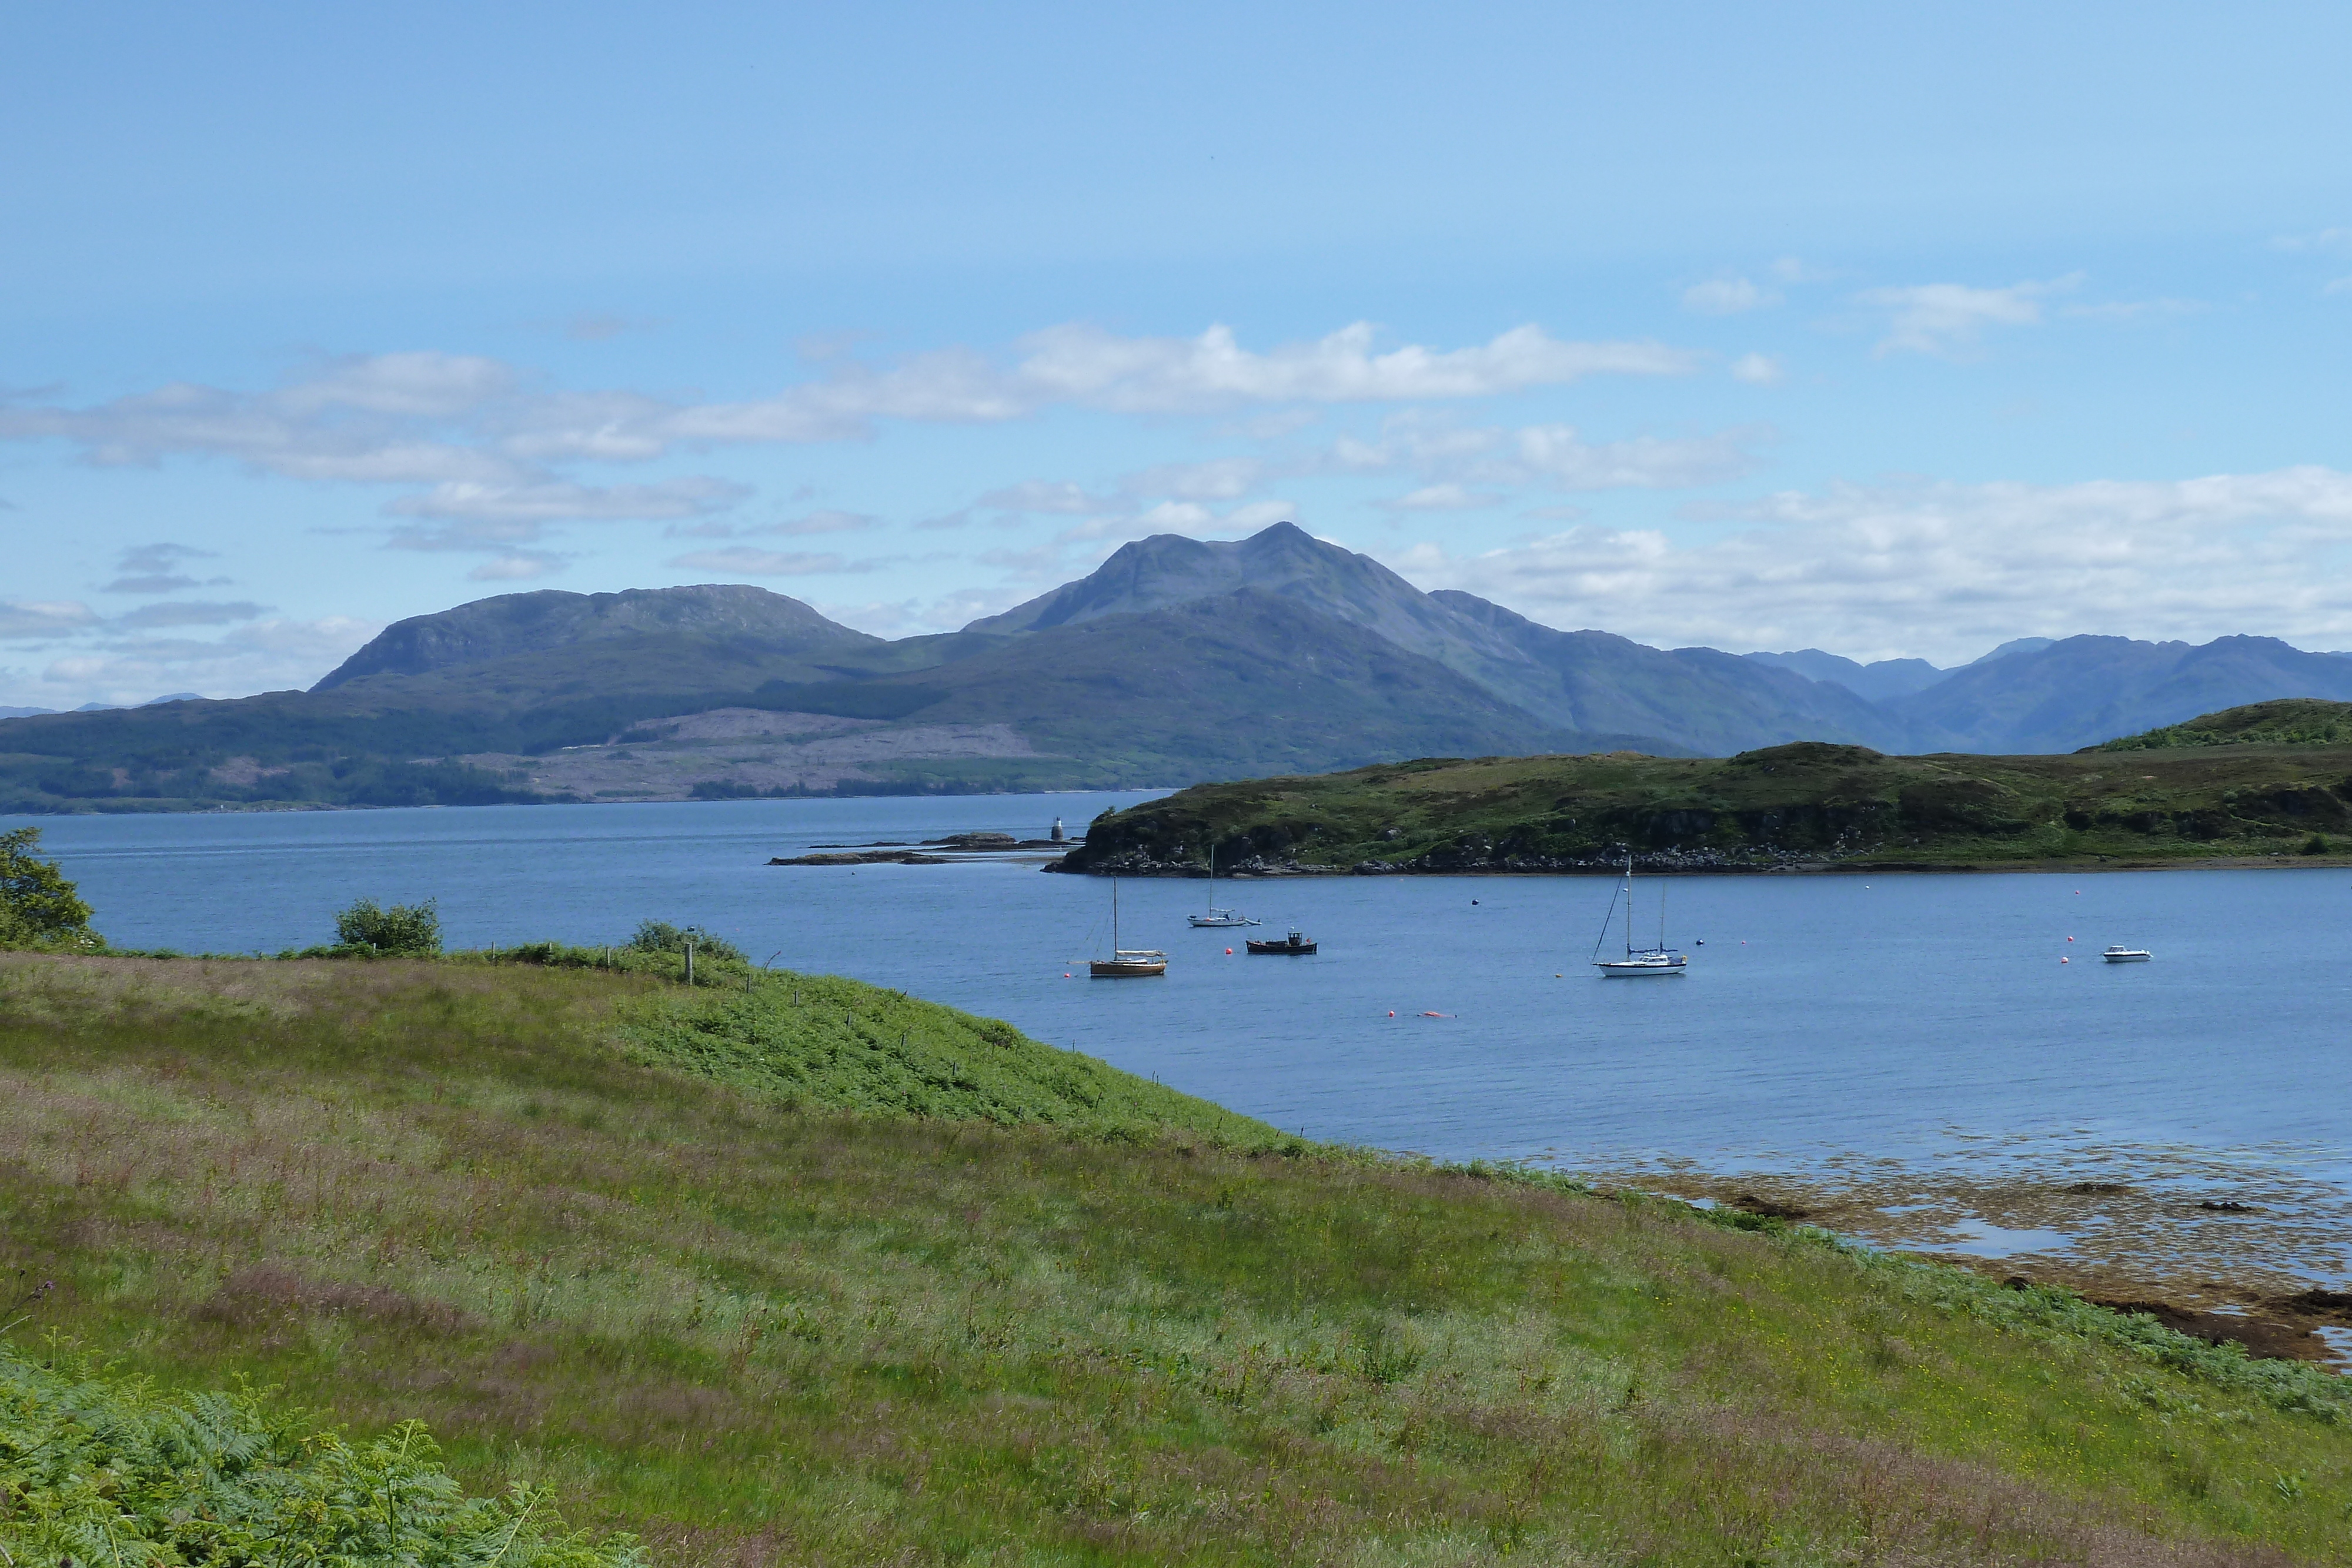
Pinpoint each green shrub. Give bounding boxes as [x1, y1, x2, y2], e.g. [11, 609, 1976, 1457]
[333, 897, 442, 955]
[627, 918, 745, 964]
[0, 1338, 636, 1566]
[0, 826, 103, 952]
[2301, 833, 2331, 855]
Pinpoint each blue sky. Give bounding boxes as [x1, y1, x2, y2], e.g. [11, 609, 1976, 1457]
[6, 1, 2352, 706]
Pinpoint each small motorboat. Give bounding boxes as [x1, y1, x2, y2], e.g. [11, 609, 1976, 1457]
[1245, 930, 1317, 955]
[2101, 945, 2153, 962]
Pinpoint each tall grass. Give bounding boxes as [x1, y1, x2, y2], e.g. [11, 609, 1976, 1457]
[2, 951, 2348, 1564]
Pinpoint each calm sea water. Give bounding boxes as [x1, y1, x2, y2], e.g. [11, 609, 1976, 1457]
[11, 797, 2352, 1186]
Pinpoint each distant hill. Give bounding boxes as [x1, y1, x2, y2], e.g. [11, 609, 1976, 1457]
[1892, 635, 2352, 753]
[16, 523, 2352, 811]
[1971, 636, 2057, 664]
[315, 583, 879, 689]
[1433, 596, 1911, 755]
[2093, 698, 2352, 751]
[1744, 648, 1949, 704]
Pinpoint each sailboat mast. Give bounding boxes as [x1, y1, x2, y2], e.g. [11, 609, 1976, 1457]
[1112, 877, 1120, 951]
[1623, 852, 1635, 956]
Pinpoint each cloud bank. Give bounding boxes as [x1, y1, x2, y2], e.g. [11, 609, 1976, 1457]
[1387, 466, 2352, 664]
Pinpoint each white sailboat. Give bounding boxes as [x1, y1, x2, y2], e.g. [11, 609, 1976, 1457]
[1090, 877, 1167, 977]
[1591, 852, 1688, 977]
[1187, 845, 1260, 928]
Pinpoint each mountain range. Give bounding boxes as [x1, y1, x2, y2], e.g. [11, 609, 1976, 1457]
[9, 521, 2352, 811]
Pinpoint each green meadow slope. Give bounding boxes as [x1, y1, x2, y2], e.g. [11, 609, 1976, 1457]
[4, 951, 2351, 1564]
[1060, 700, 2352, 875]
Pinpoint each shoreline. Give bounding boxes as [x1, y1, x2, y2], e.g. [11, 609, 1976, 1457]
[1044, 852, 2352, 877]
[1565, 1148, 2352, 1370]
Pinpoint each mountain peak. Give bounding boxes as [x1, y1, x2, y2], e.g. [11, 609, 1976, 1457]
[313, 583, 875, 691]
[964, 522, 1394, 635]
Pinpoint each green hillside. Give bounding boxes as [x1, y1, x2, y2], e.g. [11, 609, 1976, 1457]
[2098, 697, 2352, 751]
[6, 949, 2352, 1563]
[1060, 704, 2352, 874]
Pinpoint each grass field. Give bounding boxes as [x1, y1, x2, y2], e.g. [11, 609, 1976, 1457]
[5, 949, 2351, 1564]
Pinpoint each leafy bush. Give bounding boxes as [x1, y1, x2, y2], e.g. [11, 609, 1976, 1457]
[0, 1338, 637, 1566]
[333, 897, 442, 955]
[0, 826, 103, 952]
[2301, 833, 2331, 855]
[627, 919, 744, 964]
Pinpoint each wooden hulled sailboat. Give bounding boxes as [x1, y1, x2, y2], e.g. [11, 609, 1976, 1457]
[1090, 877, 1167, 977]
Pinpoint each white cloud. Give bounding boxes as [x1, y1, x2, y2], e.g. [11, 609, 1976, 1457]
[1118, 457, 1271, 502]
[386, 519, 555, 553]
[0, 323, 1695, 585]
[467, 553, 567, 581]
[1681, 276, 1776, 315]
[1861, 274, 2083, 356]
[974, 480, 1112, 516]
[0, 600, 100, 640]
[1379, 484, 1496, 512]
[2325, 277, 2352, 299]
[34, 614, 380, 707]
[664, 547, 878, 576]
[115, 600, 269, 629]
[2062, 298, 2203, 323]
[764, 509, 876, 536]
[101, 541, 228, 596]
[1729, 353, 1783, 385]
[2273, 228, 2352, 257]
[386, 476, 749, 523]
[1335, 416, 1760, 492]
[1003, 322, 1693, 412]
[1382, 466, 2352, 664]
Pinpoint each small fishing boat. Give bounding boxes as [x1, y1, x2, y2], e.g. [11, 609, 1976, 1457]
[1088, 877, 1166, 977]
[1591, 852, 1688, 977]
[2101, 945, 2153, 962]
[1187, 846, 1261, 928]
[1245, 930, 1317, 955]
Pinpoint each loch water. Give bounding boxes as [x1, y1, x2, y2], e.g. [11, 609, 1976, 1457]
[13, 795, 2352, 1193]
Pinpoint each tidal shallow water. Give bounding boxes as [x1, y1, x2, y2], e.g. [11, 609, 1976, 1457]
[14, 797, 2352, 1213]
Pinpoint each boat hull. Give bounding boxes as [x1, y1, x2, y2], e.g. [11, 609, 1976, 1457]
[1245, 938, 1317, 955]
[1594, 957, 1686, 977]
[1188, 914, 1259, 928]
[2102, 951, 2152, 962]
[1089, 959, 1166, 978]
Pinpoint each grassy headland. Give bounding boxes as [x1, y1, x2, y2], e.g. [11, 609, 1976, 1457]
[5, 949, 2352, 1562]
[1057, 700, 2352, 876]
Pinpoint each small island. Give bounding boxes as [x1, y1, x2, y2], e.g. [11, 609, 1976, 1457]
[1054, 699, 2352, 876]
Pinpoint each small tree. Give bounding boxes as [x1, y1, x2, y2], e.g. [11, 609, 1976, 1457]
[0, 827, 103, 951]
[335, 897, 442, 955]
[628, 920, 745, 964]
